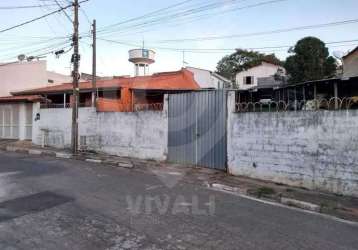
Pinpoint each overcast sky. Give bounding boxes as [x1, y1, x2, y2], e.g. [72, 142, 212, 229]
[0, 0, 357, 76]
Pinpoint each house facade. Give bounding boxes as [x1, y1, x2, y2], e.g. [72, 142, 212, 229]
[186, 66, 232, 89]
[11, 68, 200, 112]
[235, 62, 286, 90]
[343, 46, 358, 79]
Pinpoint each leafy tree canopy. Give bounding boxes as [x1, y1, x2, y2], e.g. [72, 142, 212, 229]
[216, 49, 282, 80]
[284, 37, 337, 83]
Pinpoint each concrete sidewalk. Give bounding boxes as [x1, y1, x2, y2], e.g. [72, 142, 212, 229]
[1, 139, 358, 223]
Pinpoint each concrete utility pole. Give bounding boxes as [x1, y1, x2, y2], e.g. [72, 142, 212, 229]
[92, 19, 97, 107]
[71, 0, 80, 154]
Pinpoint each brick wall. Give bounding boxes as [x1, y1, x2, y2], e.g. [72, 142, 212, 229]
[227, 92, 358, 197]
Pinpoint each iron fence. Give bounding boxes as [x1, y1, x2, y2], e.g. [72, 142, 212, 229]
[40, 103, 90, 109]
[235, 97, 358, 113]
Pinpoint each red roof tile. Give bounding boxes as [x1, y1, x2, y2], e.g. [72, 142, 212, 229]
[0, 95, 44, 103]
[12, 69, 200, 95]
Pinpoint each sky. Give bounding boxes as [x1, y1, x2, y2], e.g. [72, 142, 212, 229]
[0, 0, 357, 77]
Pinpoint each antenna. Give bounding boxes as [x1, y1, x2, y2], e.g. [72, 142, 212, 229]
[17, 54, 26, 62]
[182, 50, 188, 67]
[333, 51, 344, 60]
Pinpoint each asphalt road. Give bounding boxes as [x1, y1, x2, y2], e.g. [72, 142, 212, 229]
[0, 151, 357, 250]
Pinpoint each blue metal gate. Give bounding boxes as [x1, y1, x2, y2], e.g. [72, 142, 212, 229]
[168, 91, 227, 170]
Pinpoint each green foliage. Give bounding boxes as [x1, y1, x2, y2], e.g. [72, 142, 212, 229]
[216, 49, 282, 80]
[256, 187, 276, 198]
[284, 37, 337, 83]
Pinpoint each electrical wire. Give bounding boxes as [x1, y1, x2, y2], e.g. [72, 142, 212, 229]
[96, 0, 253, 36]
[150, 18, 358, 43]
[98, 37, 358, 54]
[0, 0, 88, 34]
[0, 4, 58, 10]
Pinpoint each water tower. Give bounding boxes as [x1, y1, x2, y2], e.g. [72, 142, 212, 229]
[128, 48, 155, 76]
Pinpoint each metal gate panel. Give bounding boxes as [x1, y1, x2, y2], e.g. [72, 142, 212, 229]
[168, 91, 227, 170]
[168, 92, 196, 165]
[196, 91, 227, 169]
[25, 104, 33, 140]
[0, 105, 20, 140]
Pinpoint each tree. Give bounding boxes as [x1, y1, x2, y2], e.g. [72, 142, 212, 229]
[284, 37, 337, 83]
[216, 49, 282, 80]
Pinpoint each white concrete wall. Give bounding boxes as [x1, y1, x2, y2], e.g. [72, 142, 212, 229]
[227, 92, 358, 197]
[46, 71, 73, 84]
[187, 67, 229, 89]
[0, 61, 73, 96]
[236, 62, 285, 90]
[343, 50, 358, 78]
[32, 100, 168, 161]
[0, 61, 48, 96]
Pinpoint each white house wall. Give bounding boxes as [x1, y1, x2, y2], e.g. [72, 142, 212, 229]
[187, 67, 229, 89]
[343, 50, 358, 78]
[0, 61, 48, 96]
[0, 61, 73, 97]
[236, 63, 285, 90]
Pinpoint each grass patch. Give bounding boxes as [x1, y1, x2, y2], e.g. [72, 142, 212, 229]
[256, 187, 276, 198]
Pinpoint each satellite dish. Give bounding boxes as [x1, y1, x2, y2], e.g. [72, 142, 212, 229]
[17, 54, 26, 62]
[27, 56, 35, 62]
[333, 51, 344, 60]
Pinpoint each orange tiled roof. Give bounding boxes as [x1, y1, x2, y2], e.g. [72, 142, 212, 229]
[12, 69, 200, 95]
[129, 69, 200, 90]
[0, 95, 44, 103]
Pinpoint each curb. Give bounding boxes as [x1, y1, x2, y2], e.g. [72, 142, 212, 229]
[210, 182, 321, 214]
[56, 153, 73, 159]
[281, 197, 320, 212]
[28, 149, 42, 155]
[117, 162, 134, 168]
[85, 159, 102, 163]
[1, 145, 135, 169]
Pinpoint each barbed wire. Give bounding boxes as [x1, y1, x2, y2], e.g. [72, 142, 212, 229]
[235, 97, 358, 113]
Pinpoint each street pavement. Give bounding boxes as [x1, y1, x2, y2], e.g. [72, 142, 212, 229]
[0, 151, 357, 250]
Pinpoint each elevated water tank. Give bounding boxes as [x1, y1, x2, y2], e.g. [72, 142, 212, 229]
[128, 48, 155, 76]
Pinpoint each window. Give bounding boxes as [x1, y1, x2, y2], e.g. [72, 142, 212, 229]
[244, 76, 253, 85]
[48, 79, 54, 84]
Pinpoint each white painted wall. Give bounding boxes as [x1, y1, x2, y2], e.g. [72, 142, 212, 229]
[343, 49, 358, 78]
[32, 98, 169, 161]
[0, 60, 72, 96]
[0, 61, 47, 96]
[187, 67, 231, 89]
[236, 62, 286, 90]
[47, 71, 73, 85]
[227, 92, 358, 197]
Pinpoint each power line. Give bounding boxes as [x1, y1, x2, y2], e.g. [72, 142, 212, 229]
[54, 0, 73, 23]
[96, 0, 254, 36]
[96, 0, 197, 32]
[150, 18, 358, 43]
[98, 37, 358, 54]
[0, 4, 57, 10]
[0, 40, 72, 61]
[0, 0, 89, 34]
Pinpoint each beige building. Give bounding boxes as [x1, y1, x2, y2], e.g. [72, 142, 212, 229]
[235, 62, 286, 90]
[186, 66, 232, 89]
[0, 60, 71, 97]
[343, 47, 358, 79]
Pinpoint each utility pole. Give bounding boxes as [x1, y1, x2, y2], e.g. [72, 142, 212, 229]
[92, 19, 97, 107]
[71, 0, 80, 154]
